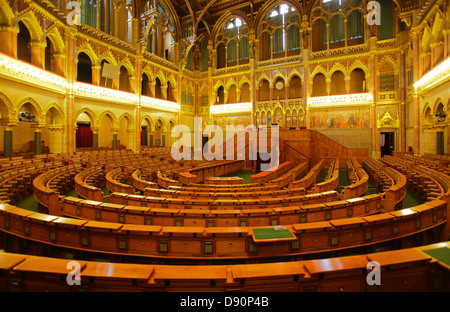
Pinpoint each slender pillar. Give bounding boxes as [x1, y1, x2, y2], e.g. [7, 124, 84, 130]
[0, 26, 18, 57]
[53, 53, 66, 77]
[112, 129, 118, 150]
[92, 127, 99, 151]
[369, 37, 379, 157]
[412, 31, 420, 154]
[399, 50, 406, 152]
[66, 28, 77, 155]
[92, 65, 101, 86]
[33, 128, 42, 155]
[3, 124, 15, 158]
[49, 126, 64, 154]
[30, 41, 46, 69]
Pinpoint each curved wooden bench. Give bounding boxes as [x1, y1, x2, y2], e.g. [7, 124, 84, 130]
[60, 193, 382, 226]
[288, 160, 324, 189]
[0, 242, 448, 292]
[250, 161, 298, 185]
[267, 161, 309, 188]
[341, 158, 369, 200]
[109, 190, 339, 210]
[312, 159, 340, 193]
[0, 198, 446, 261]
[74, 166, 104, 202]
[33, 164, 81, 213]
[105, 168, 136, 194]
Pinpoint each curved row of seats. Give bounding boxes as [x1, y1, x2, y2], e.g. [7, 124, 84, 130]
[267, 161, 309, 188]
[341, 158, 369, 200]
[0, 242, 448, 291]
[381, 155, 444, 201]
[250, 161, 299, 185]
[107, 189, 339, 211]
[312, 159, 340, 193]
[33, 163, 84, 212]
[0, 197, 446, 261]
[288, 160, 324, 189]
[74, 166, 104, 201]
[59, 193, 381, 226]
[363, 157, 407, 211]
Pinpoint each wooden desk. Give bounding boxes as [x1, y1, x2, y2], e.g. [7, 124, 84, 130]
[231, 262, 305, 279]
[0, 251, 27, 270]
[252, 226, 296, 243]
[205, 177, 243, 185]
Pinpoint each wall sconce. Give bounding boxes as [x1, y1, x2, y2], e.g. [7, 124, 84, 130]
[435, 112, 446, 122]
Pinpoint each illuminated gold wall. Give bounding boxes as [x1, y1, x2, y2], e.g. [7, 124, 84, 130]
[0, 0, 448, 157]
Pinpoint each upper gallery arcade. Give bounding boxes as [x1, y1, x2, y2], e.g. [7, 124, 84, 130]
[0, 0, 449, 158]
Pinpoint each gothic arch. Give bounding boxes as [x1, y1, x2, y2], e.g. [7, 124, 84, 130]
[16, 97, 43, 124]
[0, 91, 15, 122]
[0, 0, 14, 26]
[77, 42, 99, 67]
[46, 26, 66, 54]
[75, 107, 97, 127]
[17, 11, 44, 42]
[118, 112, 135, 129]
[43, 102, 65, 127]
[98, 110, 118, 129]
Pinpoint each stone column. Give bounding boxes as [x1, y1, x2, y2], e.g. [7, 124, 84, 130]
[52, 53, 66, 77]
[48, 126, 64, 154]
[92, 127, 99, 151]
[32, 126, 43, 155]
[0, 26, 18, 57]
[112, 128, 118, 150]
[30, 41, 46, 69]
[92, 65, 101, 86]
[412, 30, 420, 154]
[2, 123, 16, 158]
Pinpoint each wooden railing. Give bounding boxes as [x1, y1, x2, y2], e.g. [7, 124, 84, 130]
[312, 159, 340, 193]
[61, 192, 381, 226]
[341, 158, 369, 200]
[0, 242, 448, 291]
[0, 198, 446, 260]
[74, 166, 104, 202]
[288, 160, 324, 189]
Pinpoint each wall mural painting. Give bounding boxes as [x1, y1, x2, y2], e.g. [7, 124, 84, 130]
[310, 107, 370, 129]
[213, 114, 251, 129]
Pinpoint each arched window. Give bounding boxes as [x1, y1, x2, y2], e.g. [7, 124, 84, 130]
[81, 0, 98, 28]
[141, 73, 150, 96]
[258, 79, 270, 101]
[258, 3, 301, 60]
[126, 0, 133, 43]
[17, 21, 31, 63]
[215, 17, 249, 68]
[289, 75, 302, 98]
[119, 66, 130, 92]
[241, 83, 251, 102]
[155, 78, 162, 99]
[312, 73, 326, 96]
[311, 0, 363, 51]
[349, 68, 366, 93]
[201, 39, 209, 72]
[330, 71, 346, 95]
[77, 52, 93, 84]
[217, 86, 225, 104]
[145, 1, 175, 62]
[99, 0, 112, 34]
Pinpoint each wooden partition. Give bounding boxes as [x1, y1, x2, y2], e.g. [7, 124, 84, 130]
[178, 160, 243, 185]
[312, 159, 340, 193]
[0, 198, 447, 261]
[0, 242, 448, 291]
[60, 192, 381, 226]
